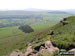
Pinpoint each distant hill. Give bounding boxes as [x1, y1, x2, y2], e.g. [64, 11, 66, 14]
[25, 8, 44, 11]
[63, 9, 75, 15]
[48, 11, 69, 14]
[0, 9, 74, 15]
[0, 10, 73, 19]
[0, 10, 72, 28]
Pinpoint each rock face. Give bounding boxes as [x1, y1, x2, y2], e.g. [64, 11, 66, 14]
[25, 40, 59, 56]
[34, 40, 59, 55]
[38, 40, 59, 55]
[9, 40, 59, 56]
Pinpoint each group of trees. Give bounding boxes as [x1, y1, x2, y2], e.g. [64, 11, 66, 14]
[19, 25, 34, 33]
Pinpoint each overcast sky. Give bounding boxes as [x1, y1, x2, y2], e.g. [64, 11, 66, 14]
[0, 0, 75, 10]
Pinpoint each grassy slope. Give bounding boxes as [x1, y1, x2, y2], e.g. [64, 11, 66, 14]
[36, 16, 75, 49]
[0, 22, 56, 56]
[50, 16, 75, 49]
[31, 16, 75, 56]
[0, 26, 25, 38]
[36, 16, 75, 50]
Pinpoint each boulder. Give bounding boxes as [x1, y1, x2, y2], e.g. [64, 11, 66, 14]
[45, 40, 59, 54]
[48, 30, 55, 35]
[63, 18, 67, 21]
[60, 20, 68, 25]
[69, 49, 75, 52]
[45, 40, 53, 48]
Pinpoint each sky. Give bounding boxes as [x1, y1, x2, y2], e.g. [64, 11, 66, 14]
[0, 0, 75, 10]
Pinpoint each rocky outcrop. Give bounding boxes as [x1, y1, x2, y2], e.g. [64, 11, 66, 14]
[9, 40, 59, 56]
[44, 40, 59, 54]
[69, 49, 75, 52]
[34, 40, 59, 55]
[60, 18, 68, 26]
[35, 40, 59, 56]
[48, 30, 55, 35]
[60, 21, 68, 25]
[63, 18, 67, 21]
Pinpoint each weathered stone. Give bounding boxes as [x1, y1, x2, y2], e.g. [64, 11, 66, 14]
[25, 46, 33, 56]
[45, 40, 59, 54]
[69, 49, 75, 52]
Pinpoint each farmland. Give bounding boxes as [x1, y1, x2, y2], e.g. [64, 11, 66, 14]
[0, 11, 74, 56]
[0, 22, 56, 56]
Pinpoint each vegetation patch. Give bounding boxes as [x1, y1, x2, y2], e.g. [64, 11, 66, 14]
[50, 16, 75, 50]
[19, 25, 34, 33]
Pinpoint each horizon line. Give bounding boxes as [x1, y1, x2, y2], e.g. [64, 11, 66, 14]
[0, 8, 75, 11]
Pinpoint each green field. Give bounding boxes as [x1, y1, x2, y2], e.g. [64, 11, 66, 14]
[0, 22, 57, 56]
[0, 22, 56, 38]
[0, 26, 25, 38]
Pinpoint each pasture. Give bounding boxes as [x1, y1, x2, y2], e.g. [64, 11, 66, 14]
[0, 22, 56, 56]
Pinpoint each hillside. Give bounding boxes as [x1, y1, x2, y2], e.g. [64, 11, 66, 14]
[27, 16, 75, 56]
[0, 12, 75, 56]
[0, 16, 74, 56]
[32, 16, 75, 49]
[50, 16, 75, 50]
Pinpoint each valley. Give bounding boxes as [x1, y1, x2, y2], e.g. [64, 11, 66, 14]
[0, 10, 75, 56]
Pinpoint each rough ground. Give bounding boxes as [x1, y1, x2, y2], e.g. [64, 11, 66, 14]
[9, 50, 24, 56]
[9, 40, 59, 56]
